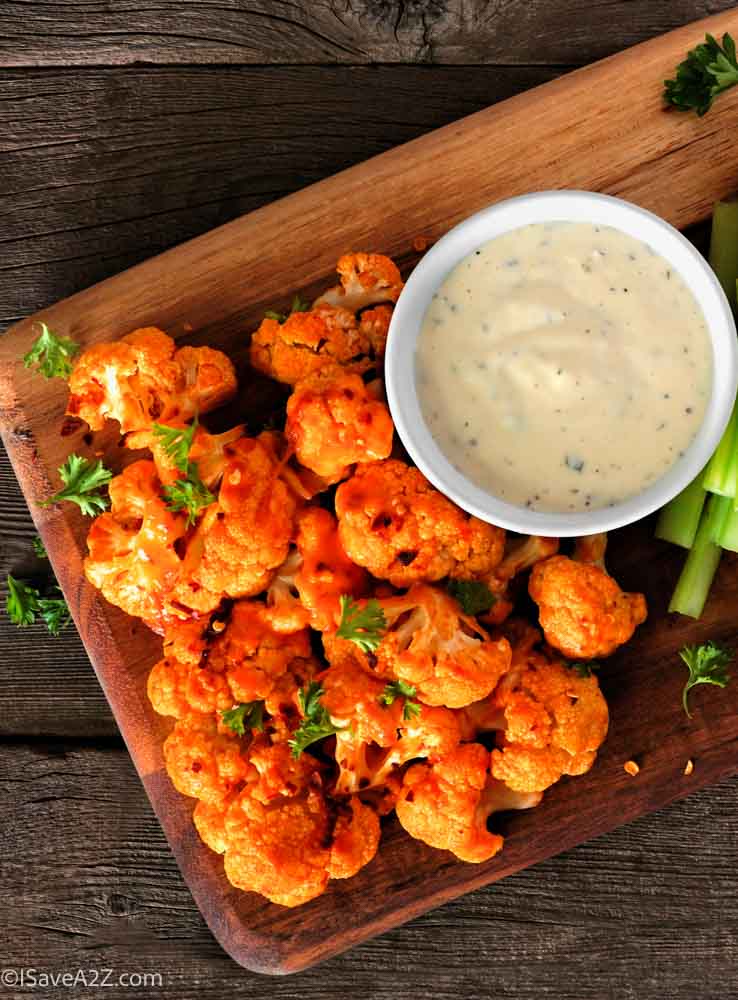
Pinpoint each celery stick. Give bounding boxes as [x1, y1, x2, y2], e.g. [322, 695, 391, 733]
[720, 506, 738, 551]
[655, 475, 707, 548]
[709, 200, 738, 315]
[668, 495, 731, 618]
[703, 400, 738, 496]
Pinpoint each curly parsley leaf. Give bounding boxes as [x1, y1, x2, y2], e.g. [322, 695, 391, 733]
[152, 417, 198, 474]
[6, 574, 40, 627]
[679, 641, 732, 717]
[336, 595, 387, 653]
[664, 32, 738, 116]
[288, 681, 346, 759]
[446, 579, 496, 616]
[379, 679, 421, 720]
[38, 590, 72, 637]
[23, 322, 79, 380]
[32, 536, 48, 560]
[41, 454, 112, 516]
[221, 701, 265, 736]
[5, 575, 71, 636]
[163, 471, 214, 527]
[264, 293, 311, 325]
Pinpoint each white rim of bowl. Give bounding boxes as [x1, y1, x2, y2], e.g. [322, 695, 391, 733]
[385, 190, 738, 536]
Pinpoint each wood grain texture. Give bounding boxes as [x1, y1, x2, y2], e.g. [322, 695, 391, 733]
[2, 742, 737, 1000]
[0, 0, 737, 66]
[2, 8, 738, 977]
[0, 64, 559, 329]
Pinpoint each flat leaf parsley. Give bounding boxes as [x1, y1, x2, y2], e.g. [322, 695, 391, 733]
[41, 454, 112, 516]
[335, 596, 387, 653]
[664, 32, 738, 115]
[23, 323, 79, 380]
[679, 641, 732, 717]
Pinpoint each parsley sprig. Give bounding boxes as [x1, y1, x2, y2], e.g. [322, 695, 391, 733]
[32, 536, 48, 560]
[379, 679, 421, 720]
[335, 596, 387, 653]
[664, 32, 738, 116]
[220, 701, 265, 736]
[288, 682, 346, 759]
[153, 417, 215, 526]
[679, 641, 733, 717]
[23, 323, 79, 380]
[152, 419, 197, 472]
[5, 574, 71, 636]
[41, 454, 113, 516]
[264, 293, 311, 324]
[446, 579, 496, 616]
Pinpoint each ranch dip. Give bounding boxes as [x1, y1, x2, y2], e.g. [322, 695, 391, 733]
[415, 221, 712, 513]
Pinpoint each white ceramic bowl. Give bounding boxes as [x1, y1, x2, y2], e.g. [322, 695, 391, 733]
[385, 190, 738, 536]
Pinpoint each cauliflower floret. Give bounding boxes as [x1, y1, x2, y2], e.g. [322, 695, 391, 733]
[223, 781, 331, 907]
[147, 654, 232, 718]
[129, 421, 245, 488]
[529, 554, 647, 659]
[204, 599, 314, 704]
[335, 460, 505, 586]
[84, 460, 194, 629]
[193, 795, 234, 854]
[249, 304, 373, 386]
[314, 253, 403, 312]
[358, 304, 393, 361]
[327, 796, 381, 880]
[67, 327, 236, 434]
[163, 712, 252, 805]
[396, 743, 541, 863]
[375, 584, 512, 708]
[188, 436, 297, 600]
[266, 508, 368, 633]
[162, 616, 213, 667]
[285, 370, 394, 483]
[470, 644, 610, 793]
[325, 651, 460, 795]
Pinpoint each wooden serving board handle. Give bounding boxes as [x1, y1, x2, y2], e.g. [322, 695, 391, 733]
[1, 10, 738, 977]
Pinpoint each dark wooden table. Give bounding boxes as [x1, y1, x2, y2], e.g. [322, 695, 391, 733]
[2, 4, 737, 997]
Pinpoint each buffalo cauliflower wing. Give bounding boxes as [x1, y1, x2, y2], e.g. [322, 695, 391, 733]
[223, 778, 331, 907]
[266, 508, 368, 633]
[479, 644, 610, 793]
[314, 253, 403, 313]
[249, 304, 373, 386]
[187, 435, 297, 601]
[529, 554, 647, 659]
[375, 584, 512, 708]
[84, 459, 196, 629]
[286, 370, 394, 482]
[67, 327, 236, 434]
[163, 711, 252, 805]
[335, 460, 505, 586]
[396, 743, 540, 863]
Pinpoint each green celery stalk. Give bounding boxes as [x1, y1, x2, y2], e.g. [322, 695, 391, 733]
[668, 494, 732, 618]
[655, 474, 707, 548]
[709, 200, 738, 315]
[703, 400, 738, 496]
[719, 505, 738, 551]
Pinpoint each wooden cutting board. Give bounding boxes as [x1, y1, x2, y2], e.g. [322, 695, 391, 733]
[2, 10, 738, 974]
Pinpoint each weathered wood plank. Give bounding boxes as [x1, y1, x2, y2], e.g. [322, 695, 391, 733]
[2, 743, 736, 999]
[0, 445, 118, 738]
[0, 0, 736, 66]
[0, 64, 559, 328]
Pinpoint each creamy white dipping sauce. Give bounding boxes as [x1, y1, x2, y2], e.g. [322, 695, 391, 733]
[415, 221, 713, 513]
